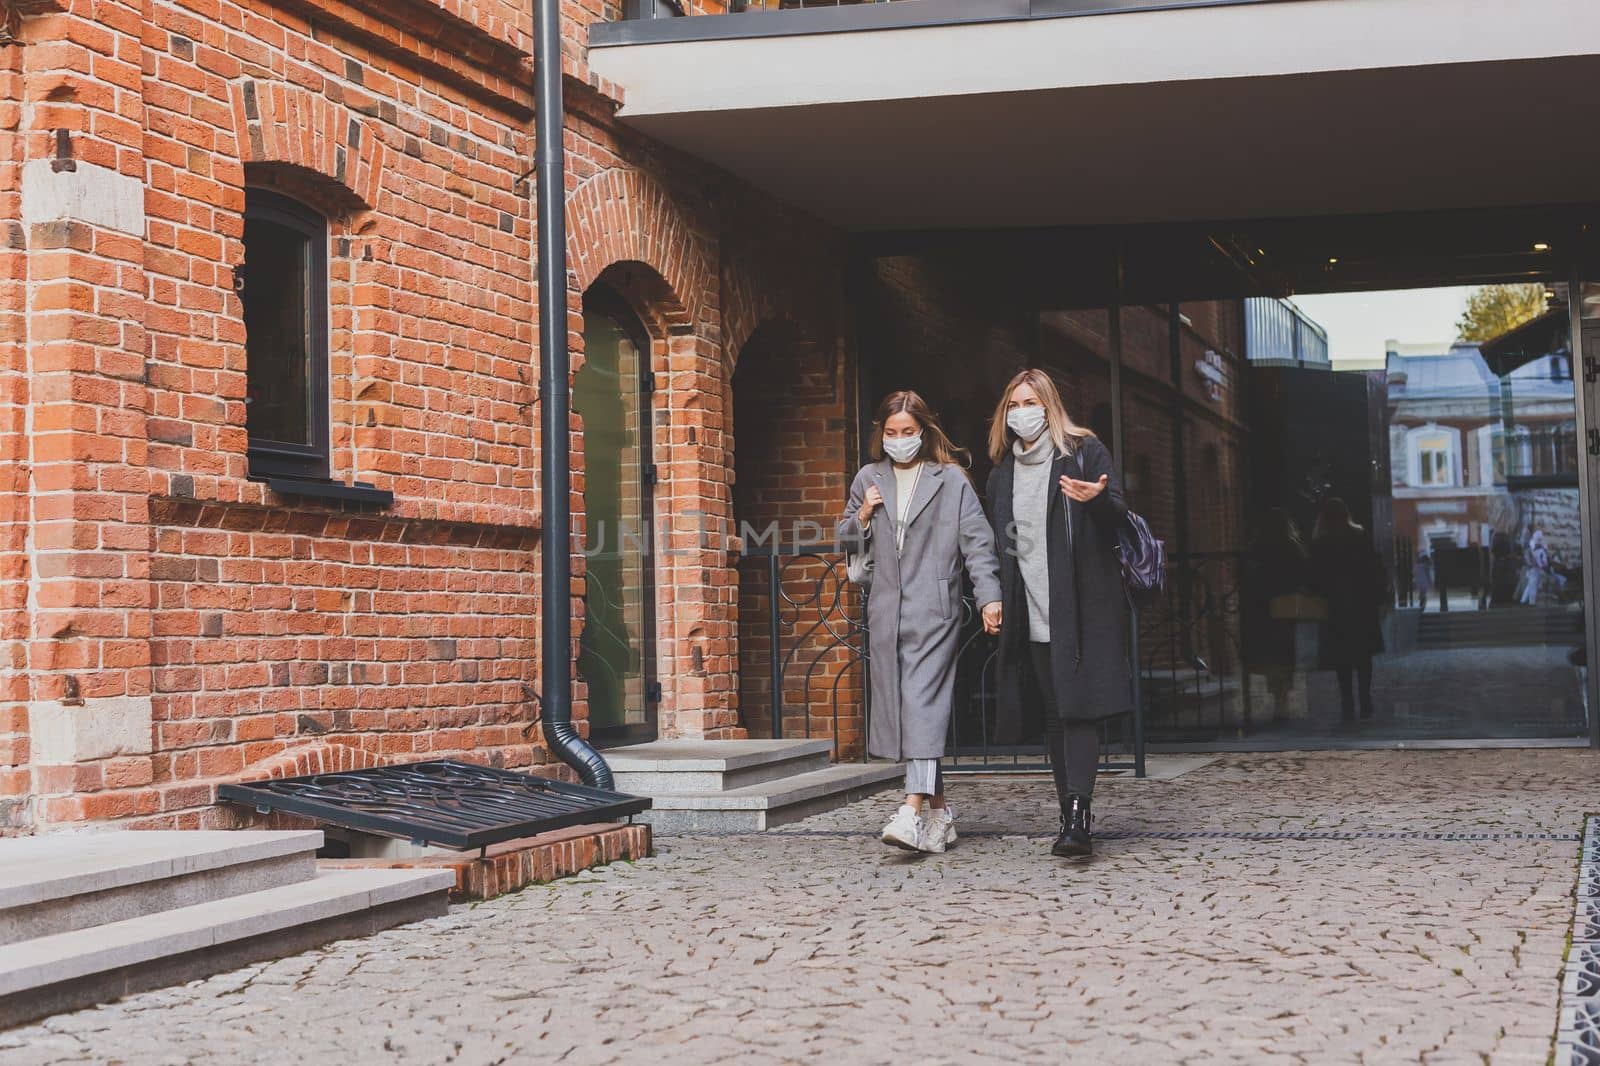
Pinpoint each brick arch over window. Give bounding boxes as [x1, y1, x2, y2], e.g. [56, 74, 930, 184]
[567, 170, 711, 334]
[229, 79, 387, 210]
[589, 260, 693, 345]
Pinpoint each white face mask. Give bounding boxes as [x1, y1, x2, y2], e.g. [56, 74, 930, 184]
[1006, 406, 1048, 442]
[882, 434, 923, 464]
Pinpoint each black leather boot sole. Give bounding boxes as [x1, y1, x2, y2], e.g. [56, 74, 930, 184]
[1051, 830, 1092, 859]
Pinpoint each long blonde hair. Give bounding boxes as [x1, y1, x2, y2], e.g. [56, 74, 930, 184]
[988, 368, 1094, 463]
[869, 390, 969, 467]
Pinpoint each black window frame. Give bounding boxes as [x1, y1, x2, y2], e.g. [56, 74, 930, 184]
[242, 188, 331, 482]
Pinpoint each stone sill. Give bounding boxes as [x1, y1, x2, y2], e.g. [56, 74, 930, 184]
[266, 476, 396, 510]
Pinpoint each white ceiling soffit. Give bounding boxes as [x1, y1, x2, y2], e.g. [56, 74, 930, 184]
[588, 0, 1600, 230]
[591, 0, 1600, 116]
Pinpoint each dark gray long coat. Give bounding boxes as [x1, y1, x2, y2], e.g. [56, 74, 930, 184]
[839, 460, 1002, 761]
[987, 436, 1132, 727]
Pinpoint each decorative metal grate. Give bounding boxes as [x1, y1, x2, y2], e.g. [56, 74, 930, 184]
[1572, 947, 1600, 1001]
[1580, 901, 1600, 945]
[1559, 819, 1600, 1066]
[219, 760, 651, 851]
[1567, 1002, 1600, 1066]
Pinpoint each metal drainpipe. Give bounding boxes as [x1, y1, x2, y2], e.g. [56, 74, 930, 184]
[535, 0, 614, 789]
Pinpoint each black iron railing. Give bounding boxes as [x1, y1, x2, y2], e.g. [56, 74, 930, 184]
[942, 582, 1146, 777]
[736, 539, 1145, 776]
[737, 541, 870, 753]
[1137, 552, 1246, 741]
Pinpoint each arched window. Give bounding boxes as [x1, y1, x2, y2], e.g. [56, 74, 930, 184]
[241, 189, 329, 480]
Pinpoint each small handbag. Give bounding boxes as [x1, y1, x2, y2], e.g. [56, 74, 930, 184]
[845, 538, 873, 587]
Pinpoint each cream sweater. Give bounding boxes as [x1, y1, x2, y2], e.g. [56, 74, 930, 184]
[1012, 434, 1055, 642]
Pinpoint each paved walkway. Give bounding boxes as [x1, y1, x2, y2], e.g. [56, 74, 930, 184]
[3, 750, 1595, 1064]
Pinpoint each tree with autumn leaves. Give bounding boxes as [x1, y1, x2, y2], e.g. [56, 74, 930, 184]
[1455, 283, 1549, 344]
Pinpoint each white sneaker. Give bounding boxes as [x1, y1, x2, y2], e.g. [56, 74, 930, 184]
[881, 804, 923, 851]
[921, 806, 955, 853]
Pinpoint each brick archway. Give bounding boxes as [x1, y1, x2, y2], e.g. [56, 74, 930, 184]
[566, 170, 712, 334]
[229, 79, 387, 210]
[565, 173, 733, 741]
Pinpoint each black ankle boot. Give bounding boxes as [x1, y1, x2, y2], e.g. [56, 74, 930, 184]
[1051, 794, 1093, 858]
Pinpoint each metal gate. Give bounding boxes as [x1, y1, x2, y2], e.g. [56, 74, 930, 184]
[736, 540, 1145, 775]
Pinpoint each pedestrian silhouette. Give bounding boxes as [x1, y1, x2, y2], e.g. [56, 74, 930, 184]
[1242, 508, 1311, 723]
[1310, 498, 1386, 721]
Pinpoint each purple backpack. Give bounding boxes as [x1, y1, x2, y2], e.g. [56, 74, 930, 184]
[1076, 451, 1165, 604]
[1117, 510, 1167, 605]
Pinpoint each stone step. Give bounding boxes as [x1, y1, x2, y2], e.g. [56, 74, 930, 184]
[638, 760, 903, 833]
[0, 867, 453, 1029]
[0, 830, 323, 946]
[603, 738, 835, 794]
[1417, 613, 1583, 647]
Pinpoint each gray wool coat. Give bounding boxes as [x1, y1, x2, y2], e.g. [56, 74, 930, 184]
[838, 460, 1002, 761]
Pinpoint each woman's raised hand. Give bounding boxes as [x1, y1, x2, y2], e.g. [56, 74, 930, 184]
[1059, 473, 1108, 503]
[858, 485, 884, 525]
[981, 601, 1002, 635]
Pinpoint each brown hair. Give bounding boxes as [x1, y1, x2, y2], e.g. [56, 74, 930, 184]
[987, 368, 1094, 463]
[869, 390, 969, 467]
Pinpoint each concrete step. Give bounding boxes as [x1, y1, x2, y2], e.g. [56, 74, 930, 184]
[0, 867, 452, 1029]
[0, 830, 322, 946]
[603, 738, 835, 794]
[1417, 612, 1583, 647]
[638, 760, 903, 833]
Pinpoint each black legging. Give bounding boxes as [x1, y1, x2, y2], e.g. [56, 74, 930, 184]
[1336, 658, 1374, 719]
[1027, 642, 1100, 801]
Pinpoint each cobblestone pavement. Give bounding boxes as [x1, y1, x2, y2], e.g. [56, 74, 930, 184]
[4, 750, 1596, 1065]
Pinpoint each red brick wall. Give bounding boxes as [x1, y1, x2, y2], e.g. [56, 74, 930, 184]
[0, 21, 30, 832]
[3, 0, 849, 833]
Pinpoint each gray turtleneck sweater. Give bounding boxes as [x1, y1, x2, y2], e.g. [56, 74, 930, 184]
[1012, 434, 1056, 642]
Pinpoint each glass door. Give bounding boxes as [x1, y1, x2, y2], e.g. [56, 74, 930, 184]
[1574, 279, 1600, 746]
[575, 287, 658, 746]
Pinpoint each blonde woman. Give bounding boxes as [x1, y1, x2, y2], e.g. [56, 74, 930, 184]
[839, 390, 1002, 853]
[985, 369, 1131, 859]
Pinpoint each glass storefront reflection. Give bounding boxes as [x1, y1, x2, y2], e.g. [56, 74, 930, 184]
[1144, 284, 1587, 743]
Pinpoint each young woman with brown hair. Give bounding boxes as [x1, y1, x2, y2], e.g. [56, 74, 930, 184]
[985, 369, 1132, 858]
[839, 390, 1002, 853]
